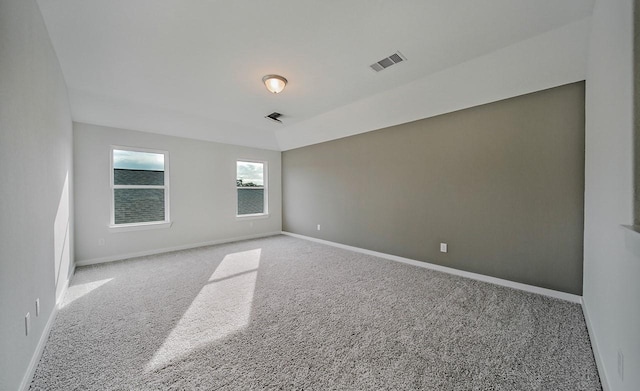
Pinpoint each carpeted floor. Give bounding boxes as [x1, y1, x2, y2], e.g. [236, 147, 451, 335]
[30, 235, 601, 390]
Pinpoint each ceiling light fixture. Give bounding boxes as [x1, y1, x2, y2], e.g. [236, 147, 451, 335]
[262, 74, 287, 94]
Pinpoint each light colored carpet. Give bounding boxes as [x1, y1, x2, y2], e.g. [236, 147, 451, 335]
[30, 235, 601, 390]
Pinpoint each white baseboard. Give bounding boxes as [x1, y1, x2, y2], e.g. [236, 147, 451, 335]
[19, 263, 76, 391]
[581, 298, 610, 391]
[75, 231, 281, 267]
[282, 231, 582, 304]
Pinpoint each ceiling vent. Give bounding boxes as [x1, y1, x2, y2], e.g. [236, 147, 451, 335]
[370, 51, 407, 72]
[265, 112, 283, 123]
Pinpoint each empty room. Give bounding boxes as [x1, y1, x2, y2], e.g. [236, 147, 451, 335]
[1, 0, 638, 390]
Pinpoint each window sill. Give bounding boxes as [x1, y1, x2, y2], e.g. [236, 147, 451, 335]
[109, 221, 172, 233]
[236, 213, 270, 221]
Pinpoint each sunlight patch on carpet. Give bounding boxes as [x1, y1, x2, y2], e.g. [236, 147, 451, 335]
[60, 278, 113, 308]
[146, 248, 261, 371]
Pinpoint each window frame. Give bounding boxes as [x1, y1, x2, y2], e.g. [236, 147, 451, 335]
[236, 159, 269, 219]
[109, 145, 171, 231]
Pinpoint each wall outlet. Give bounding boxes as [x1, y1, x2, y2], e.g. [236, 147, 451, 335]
[25, 313, 30, 336]
[317, 224, 321, 231]
[35, 298, 40, 317]
[249, 221, 254, 228]
[440, 243, 448, 253]
[98, 238, 105, 246]
[618, 351, 624, 380]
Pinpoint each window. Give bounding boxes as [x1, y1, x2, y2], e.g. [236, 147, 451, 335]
[111, 147, 170, 227]
[237, 160, 267, 217]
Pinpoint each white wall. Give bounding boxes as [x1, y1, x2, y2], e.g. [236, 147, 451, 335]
[276, 17, 591, 150]
[583, 0, 639, 390]
[0, 0, 74, 389]
[73, 122, 282, 264]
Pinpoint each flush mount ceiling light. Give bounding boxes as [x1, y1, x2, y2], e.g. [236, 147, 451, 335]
[262, 74, 287, 94]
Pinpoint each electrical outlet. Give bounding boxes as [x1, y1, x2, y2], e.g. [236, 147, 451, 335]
[317, 224, 321, 231]
[98, 238, 105, 246]
[440, 243, 448, 253]
[35, 298, 40, 317]
[25, 313, 30, 336]
[618, 351, 624, 380]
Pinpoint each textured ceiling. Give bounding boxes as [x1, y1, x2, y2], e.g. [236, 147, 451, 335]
[37, 0, 594, 150]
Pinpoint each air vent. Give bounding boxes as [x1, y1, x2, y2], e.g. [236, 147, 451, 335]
[265, 112, 283, 123]
[370, 51, 406, 72]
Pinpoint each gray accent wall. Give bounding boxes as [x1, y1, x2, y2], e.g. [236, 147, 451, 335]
[283, 82, 585, 295]
[0, 1, 74, 389]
